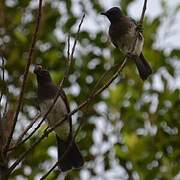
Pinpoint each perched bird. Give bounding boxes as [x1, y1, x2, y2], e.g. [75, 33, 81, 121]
[34, 65, 84, 172]
[101, 7, 152, 80]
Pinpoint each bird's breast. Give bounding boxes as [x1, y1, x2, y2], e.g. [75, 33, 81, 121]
[39, 97, 70, 140]
[109, 20, 144, 56]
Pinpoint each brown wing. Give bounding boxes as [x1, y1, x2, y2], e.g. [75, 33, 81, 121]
[58, 88, 71, 113]
[57, 87, 73, 138]
[109, 16, 132, 48]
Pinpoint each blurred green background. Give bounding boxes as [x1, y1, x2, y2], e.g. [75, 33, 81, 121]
[0, 0, 180, 179]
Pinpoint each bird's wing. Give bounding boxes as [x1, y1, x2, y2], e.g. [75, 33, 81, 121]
[58, 88, 71, 113]
[58, 88, 73, 138]
[108, 26, 119, 48]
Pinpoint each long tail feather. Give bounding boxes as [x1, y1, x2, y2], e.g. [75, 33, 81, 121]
[57, 137, 72, 172]
[56, 136, 84, 172]
[134, 53, 152, 80]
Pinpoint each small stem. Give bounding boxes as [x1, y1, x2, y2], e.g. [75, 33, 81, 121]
[60, 14, 85, 88]
[139, 0, 147, 25]
[7, 114, 40, 152]
[0, 57, 5, 104]
[40, 162, 58, 180]
[70, 14, 85, 61]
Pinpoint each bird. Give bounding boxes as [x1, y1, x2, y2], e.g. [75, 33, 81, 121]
[34, 65, 84, 172]
[101, 7, 152, 80]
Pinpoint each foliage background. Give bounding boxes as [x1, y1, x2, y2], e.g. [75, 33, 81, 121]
[0, 0, 180, 179]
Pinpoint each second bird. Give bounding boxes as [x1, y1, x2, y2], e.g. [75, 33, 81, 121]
[101, 7, 152, 80]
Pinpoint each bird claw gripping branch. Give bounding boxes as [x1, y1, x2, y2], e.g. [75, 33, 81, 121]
[136, 23, 143, 33]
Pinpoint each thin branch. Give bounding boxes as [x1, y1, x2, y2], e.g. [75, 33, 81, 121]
[90, 63, 121, 96]
[59, 34, 71, 88]
[139, 0, 148, 25]
[2, 97, 8, 120]
[60, 14, 85, 88]
[40, 162, 58, 180]
[67, 34, 71, 61]
[0, 115, 5, 160]
[7, 114, 40, 152]
[70, 14, 85, 61]
[5, 0, 43, 151]
[0, 57, 5, 104]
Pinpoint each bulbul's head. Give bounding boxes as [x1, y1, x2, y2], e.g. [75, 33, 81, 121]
[101, 7, 122, 22]
[34, 65, 52, 84]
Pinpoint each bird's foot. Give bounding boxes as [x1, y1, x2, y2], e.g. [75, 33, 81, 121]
[136, 24, 143, 33]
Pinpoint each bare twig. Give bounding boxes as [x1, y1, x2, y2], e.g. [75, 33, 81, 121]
[70, 14, 85, 61]
[90, 63, 121, 96]
[0, 57, 5, 104]
[2, 97, 8, 120]
[67, 34, 71, 61]
[59, 34, 71, 88]
[15, 114, 40, 144]
[0, 115, 5, 159]
[40, 162, 58, 180]
[7, 114, 40, 151]
[60, 14, 85, 88]
[139, 0, 148, 25]
[5, 0, 43, 151]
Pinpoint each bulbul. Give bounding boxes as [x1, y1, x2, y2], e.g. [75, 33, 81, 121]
[101, 7, 152, 80]
[34, 65, 84, 172]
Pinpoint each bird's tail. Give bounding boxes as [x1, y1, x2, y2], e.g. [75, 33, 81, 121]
[134, 53, 152, 80]
[56, 136, 84, 172]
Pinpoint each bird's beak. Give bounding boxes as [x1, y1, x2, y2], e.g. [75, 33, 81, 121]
[101, 12, 107, 16]
[34, 64, 43, 74]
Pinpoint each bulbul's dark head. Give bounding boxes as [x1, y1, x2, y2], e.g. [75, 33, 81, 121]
[34, 65, 52, 84]
[101, 7, 122, 23]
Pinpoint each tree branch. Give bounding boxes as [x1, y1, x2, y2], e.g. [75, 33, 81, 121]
[0, 57, 5, 104]
[7, 114, 40, 152]
[60, 14, 85, 88]
[5, 0, 43, 151]
[40, 162, 58, 180]
[139, 0, 148, 25]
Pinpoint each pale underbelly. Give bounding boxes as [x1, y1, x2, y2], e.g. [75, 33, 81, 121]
[40, 98, 70, 140]
[116, 32, 144, 56]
